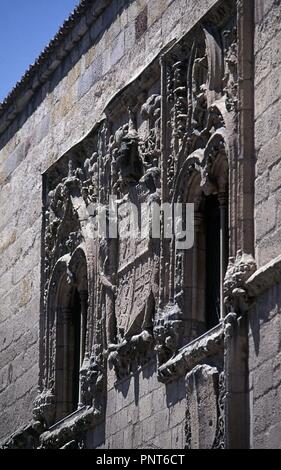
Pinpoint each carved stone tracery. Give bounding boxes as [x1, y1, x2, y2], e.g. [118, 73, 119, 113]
[103, 99, 161, 379]
[154, 4, 238, 366]
[35, 3, 250, 447]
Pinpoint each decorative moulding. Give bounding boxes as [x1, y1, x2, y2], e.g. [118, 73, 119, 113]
[158, 323, 224, 384]
[247, 254, 281, 298]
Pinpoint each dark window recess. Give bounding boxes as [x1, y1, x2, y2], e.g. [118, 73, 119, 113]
[205, 195, 220, 330]
[135, 6, 148, 40]
[55, 278, 88, 423]
[70, 289, 81, 413]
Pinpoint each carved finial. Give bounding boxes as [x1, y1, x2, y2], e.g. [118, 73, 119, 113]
[127, 107, 138, 139]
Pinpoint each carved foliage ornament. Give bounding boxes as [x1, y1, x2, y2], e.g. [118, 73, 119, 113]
[154, 9, 237, 366]
[37, 86, 163, 417]
[36, 3, 241, 416]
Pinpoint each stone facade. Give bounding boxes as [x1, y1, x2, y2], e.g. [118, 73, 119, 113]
[0, 0, 281, 450]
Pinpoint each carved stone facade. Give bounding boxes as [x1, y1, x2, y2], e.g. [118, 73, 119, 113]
[1, 0, 281, 450]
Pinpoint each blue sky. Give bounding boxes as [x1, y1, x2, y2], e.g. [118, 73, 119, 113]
[0, 0, 79, 102]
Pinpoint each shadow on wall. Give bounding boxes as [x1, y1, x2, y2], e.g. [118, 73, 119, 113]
[249, 283, 281, 357]
[114, 359, 157, 407]
[0, 0, 136, 150]
[166, 378, 186, 408]
[112, 357, 186, 410]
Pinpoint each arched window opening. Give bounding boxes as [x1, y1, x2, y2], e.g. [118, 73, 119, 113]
[205, 194, 222, 330]
[181, 165, 229, 342]
[71, 288, 82, 414]
[54, 257, 88, 423]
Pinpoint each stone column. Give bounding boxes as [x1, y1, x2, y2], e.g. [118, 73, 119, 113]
[61, 307, 72, 416]
[224, 313, 250, 449]
[191, 210, 203, 336]
[237, 0, 255, 257]
[219, 193, 227, 320]
[160, 55, 170, 308]
[79, 291, 88, 407]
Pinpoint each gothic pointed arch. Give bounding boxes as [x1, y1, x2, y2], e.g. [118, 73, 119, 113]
[35, 146, 103, 426]
[154, 9, 236, 365]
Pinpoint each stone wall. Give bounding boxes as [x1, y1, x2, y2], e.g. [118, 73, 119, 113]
[247, 0, 281, 450]
[88, 361, 186, 450]
[0, 0, 219, 443]
[249, 283, 281, 449]
[2, 0, 281, 450]
[255, 0, 281, 267]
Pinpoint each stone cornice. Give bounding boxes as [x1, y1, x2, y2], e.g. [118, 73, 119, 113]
[39, 406, 102, 449]
[0, 0, 112, 135]
[0, 422, 41, 449]
[157, 323, 225, 384]
[0, 406, 103, 449]
[247, 254, 281, 298]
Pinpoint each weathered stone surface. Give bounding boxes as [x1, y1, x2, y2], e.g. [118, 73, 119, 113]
[185, 365, 219, 450]
[249, 281, 281, 449]
[0, 0, 280, 451]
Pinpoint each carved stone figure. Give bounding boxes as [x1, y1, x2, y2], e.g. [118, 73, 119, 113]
[224, 250, 257, 312]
